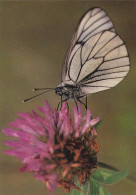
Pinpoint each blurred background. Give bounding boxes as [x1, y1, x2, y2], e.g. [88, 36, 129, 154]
[0, 1, 136, 195]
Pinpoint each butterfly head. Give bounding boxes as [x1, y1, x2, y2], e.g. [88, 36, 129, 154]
[55, 86, 64, 96]
[55, 83, 69, 97]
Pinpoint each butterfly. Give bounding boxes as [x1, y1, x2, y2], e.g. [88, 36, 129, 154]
[24, 7, 130, 109]
[55, 7, 130, 108]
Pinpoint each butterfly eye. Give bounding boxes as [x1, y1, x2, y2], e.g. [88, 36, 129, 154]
[55, 87, 63, 95]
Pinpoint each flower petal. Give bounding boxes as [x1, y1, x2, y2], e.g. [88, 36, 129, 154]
[81, 109, 91, 134]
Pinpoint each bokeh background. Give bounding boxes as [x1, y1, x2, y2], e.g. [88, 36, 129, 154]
[0, 1, 136, 195]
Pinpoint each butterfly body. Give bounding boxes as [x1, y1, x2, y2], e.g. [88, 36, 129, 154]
[55, 83, 82, 100]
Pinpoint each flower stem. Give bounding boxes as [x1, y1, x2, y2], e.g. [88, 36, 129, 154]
[83, 182, 89, 195]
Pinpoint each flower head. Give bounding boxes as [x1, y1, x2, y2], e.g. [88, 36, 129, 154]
[2, 101, 100, 194]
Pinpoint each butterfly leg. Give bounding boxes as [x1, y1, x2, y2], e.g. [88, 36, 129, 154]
[77, 96, 87, 109]
[60, 95, 62, 108]
[66, 101, 69, 111]
[57, 97, 68, 111]
[85, 96, 88, 109]
[73, 96, 78, 109]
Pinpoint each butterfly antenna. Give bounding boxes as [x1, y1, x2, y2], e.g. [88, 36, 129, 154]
[23, 89, 53, 102]
[33, 88, 55, 91]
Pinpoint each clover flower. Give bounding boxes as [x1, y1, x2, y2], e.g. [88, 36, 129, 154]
[2, 101, 100, 194]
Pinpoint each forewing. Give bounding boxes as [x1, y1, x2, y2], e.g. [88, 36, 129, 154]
[62, 7, 115, 83]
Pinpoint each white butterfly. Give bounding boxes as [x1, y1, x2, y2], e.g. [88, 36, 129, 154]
[55, 7, 130, 108]
[24, 7, 130, 107]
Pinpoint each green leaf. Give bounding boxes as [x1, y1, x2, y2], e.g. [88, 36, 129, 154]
[90, 178, 110, 195]
[71, 183, 88, 195]
[91, 168, 128, 184]
[71, 184, 84, 195]
[71, 189, 83, 195]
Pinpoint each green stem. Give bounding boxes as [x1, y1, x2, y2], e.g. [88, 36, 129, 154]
[83, 182, 89, 195]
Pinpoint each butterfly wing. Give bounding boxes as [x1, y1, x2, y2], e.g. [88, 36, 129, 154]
[62, 7, 130, 94]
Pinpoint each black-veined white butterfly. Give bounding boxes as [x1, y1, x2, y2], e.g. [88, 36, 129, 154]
[24, 7, 130, 108]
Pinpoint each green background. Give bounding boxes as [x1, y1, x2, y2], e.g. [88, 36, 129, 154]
[0, 1, 136, 195]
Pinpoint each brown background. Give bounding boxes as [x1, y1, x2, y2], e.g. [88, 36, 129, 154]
[0, 1, 136, 195]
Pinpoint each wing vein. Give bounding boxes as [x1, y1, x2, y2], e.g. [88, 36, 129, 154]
[97, 65, 130, 72]
[91, 9, 102, 18]
[81, 19, 111, 42]
[89, 70, 128, 80]
[82, 32, 104, 67]
[92, 34, 117, 58]
[104, 43, 125, 59]
[85, 76, 124, 84]
[83, 15, 108, 33]
[81, 85, 110, 88]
